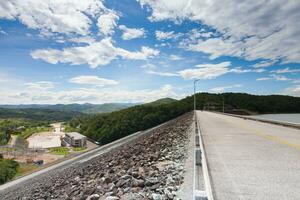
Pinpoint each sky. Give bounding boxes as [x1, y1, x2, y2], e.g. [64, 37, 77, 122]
[0, 0, 299, 104]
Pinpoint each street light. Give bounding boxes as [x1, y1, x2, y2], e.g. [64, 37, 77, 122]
[222, 95, 225, 113]
[194, 79, 200, 116]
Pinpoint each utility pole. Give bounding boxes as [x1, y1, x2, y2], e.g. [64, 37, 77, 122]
[194, 79, 200, 117]
[222, 95, 225, 113]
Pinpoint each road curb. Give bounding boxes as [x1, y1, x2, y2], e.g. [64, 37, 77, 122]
[194, 111, 214, 200]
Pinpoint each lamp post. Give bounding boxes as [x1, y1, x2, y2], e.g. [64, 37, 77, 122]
[222, 95, 225, 113]
[194, 79, 200, 117]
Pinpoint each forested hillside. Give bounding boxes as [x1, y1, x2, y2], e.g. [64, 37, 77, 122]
[0, 108, 84, 121]
[70, 93, 300, 145]
[0, 103, 136, 114]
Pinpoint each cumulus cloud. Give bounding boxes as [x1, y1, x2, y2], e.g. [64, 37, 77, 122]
[257, 74, 291, 81]
[0, 83, 180, 104]
[252, 60, 278, 68]
[0, 0, 108, 35]
[69, 75, 118, 86]
[25, 81, 55, 90]
[283, 85, 300, 97]
[68, 36, 96, 44]
[139, 0, 300, 64]
[178, 62, 231, 80]
[145, 61, 263, 80]
[155, 31, 181, 40]
[271, 67, 300, 74]
[97, 11, 119, 36]
[256, 77, 272, 81]
[211, 84, 242, 93]
[31, 38, 159, 68]
[169, 54, 183, 61]
[119, 25, 145, 40]
[146, 70, 178, 77]
[0, 27, 7, 35]
[229, 67, 265, 74]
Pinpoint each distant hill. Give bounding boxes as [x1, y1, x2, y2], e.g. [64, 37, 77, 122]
[0, 108, 84, 122]
[146, 98, 177, 106]
[0, 103, 137, 114]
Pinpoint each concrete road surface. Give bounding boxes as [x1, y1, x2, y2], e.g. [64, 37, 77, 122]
[197, 111, 300, 200]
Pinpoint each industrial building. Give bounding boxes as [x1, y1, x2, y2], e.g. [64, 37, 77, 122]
[62, 132, 87, 147]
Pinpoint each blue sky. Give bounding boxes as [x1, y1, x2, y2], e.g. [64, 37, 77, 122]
[0, 0, 299, 104]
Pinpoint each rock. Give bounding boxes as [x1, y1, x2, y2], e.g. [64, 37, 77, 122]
[1, 113, 192, 200]
[149, 183, 160, 191]
[152, 193, 163, 200]
[145, 178, 159, 186]
[105, 196, 119, 200]
[120, 193, 141, 200]
[130, 187, 141, 193]
[86, 194, 100, 200]
[131, 178, 145, 187]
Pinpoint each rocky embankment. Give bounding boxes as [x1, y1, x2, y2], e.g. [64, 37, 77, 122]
[0, 113, 193, 200]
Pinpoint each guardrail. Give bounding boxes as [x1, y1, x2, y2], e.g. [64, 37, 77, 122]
[219, 112, 300, 130]
[194, 111, 214, 200]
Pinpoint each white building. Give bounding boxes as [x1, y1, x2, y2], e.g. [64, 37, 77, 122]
[63, 132, 87, 147]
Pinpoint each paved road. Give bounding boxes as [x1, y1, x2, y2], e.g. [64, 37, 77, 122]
[0, 122, 165, 192]
[197, 111, 300, 200]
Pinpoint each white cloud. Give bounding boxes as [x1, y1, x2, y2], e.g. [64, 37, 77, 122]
[256, 77, 272, 81]
[68, 36, 96, 44]
[169, 54, 183, 61]
[145, 61, 262, 79]
[0, 0, 107, 35]
[178, 61, 231, 80]
[31, 38, 159, 68]
[155, 31, 181, 40]
[97, 11, 119, 36]
[24, 81, 55, 91]
[188, 29, 214, 41]
[140, 63, 156, 70]
[140, 0, 300, 64]
[119, 25, 145, 40]
[270, 74, 291, 81]
[271, 67, 300, 74]
[146, 70, 178, 77]
[283, 85, 300, 96]
[69, 75, 118, 86]
[0, 83, 180, 104]
[257, 74, 291, 81]
[252, 60, 277, 68]
[211, 84, 242, 93]
[229, 67, 265, 74]
[183, 37, 243, 60]
[0, 27, 7, 35]
[118, 46, 159, 60]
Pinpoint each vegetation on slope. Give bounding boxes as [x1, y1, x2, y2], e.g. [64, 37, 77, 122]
[0, 108, 84, 121]
[0, 119, 51, 145]
[145, 98, 177, 106]
[70, 93, 300, 145]
[0, 103, 137, 114]
[0, 154, 19, 184]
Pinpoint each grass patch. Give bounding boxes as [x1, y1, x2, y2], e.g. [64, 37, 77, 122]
[72, 147, 87, 151]
[15, 163, 39, 177]
[0, 156, 19, 184]
[64, 124, 80, 132]
[0, 147, 16, 152]
[48, 147, 69, 156]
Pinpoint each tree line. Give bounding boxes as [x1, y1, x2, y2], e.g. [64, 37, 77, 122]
[69, 92, 300, 145]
